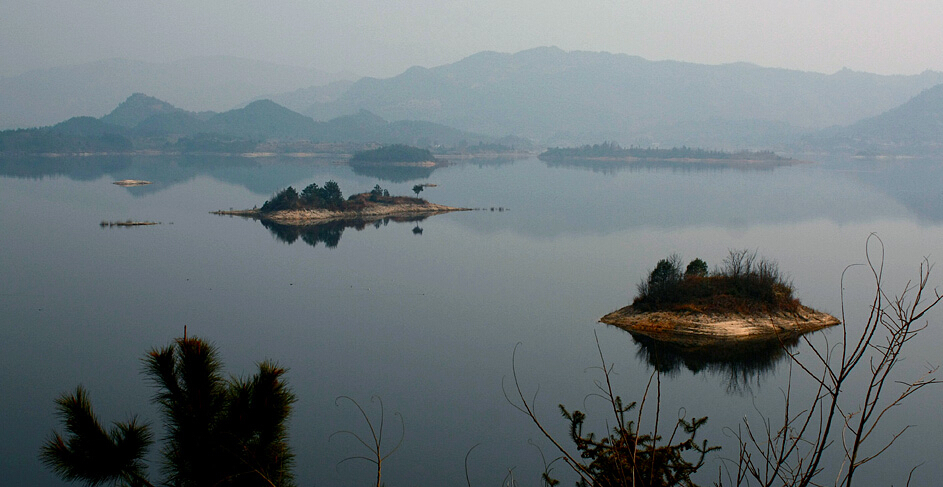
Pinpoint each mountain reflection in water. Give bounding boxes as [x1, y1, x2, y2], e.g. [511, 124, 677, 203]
[628, 331, 805, 394]
[349, 163, 437, 183]
[260, 216, 428, 248]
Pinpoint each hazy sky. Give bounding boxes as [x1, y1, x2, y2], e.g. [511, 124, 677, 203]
[3, 0, 942, 79]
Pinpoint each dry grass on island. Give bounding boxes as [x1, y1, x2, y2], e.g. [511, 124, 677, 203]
[601, 250, 839, 345]
[213, 181, 470, 225]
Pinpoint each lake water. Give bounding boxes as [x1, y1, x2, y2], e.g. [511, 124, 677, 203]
[1, 154, 942, 486]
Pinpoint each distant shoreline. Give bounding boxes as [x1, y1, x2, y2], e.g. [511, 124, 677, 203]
[538, 143, 802, 166]
[0, 150, 532, 161]
[539, 155, 805, 166]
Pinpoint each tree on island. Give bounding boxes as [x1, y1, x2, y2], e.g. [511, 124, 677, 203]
[633, 250, 798, 313]
[260, 181, 426, 214]
[261, 186, 301, 212]
[264, 180, 345, 212]
[412, 184, 424, 197]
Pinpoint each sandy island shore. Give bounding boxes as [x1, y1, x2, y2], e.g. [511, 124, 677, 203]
[113, 179, 152, 186]
[212, 202, 471, 225]
[600, 305, 839, 345]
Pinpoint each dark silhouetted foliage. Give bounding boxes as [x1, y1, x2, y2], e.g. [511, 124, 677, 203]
[262, 182, 424, 214]
[42, 337, 295, 487]
[322, 180, 343, 206]
[261, 186, 301, 212]
[633, 251, 797, 313]
[559, 402, 714, 487]
[40, 387, 152, 487]
[684, 258, 708, 278]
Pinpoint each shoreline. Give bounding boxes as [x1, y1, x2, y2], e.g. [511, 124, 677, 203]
[212, 202, 472, 225]
[600, 305, 839, 345]
[539, 155, 804, 166]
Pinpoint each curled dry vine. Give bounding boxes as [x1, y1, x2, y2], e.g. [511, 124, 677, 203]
[723, 234, 942, 487]
[330, 395, 404, 487]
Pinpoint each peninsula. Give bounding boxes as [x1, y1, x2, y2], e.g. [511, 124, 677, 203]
[213, 181, 470, 225]
[540, 142, 797, 166]
[601, 252, 839, 345]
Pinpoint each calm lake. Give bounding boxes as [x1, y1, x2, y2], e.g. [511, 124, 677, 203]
[1, 154, 942, 486]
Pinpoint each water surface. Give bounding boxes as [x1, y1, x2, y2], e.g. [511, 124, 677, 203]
[1, 155, 941, 486]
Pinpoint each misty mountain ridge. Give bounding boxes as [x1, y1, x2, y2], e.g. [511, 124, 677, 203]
[100, 93, 185, 128]
[802, 83, 943, 154]
[0, 56, 355, 130]
[303, 46, 943, 148]
[5, 47, 943, 153]
[0, 94, 505, 154]
[249, 80, 355, 113]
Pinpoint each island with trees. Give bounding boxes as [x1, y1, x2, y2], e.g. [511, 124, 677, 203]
[213, 181, 470, 225]
[601, 250, 839, 344]
[348, 144, 445, 167]
[540, 142, 797, 166]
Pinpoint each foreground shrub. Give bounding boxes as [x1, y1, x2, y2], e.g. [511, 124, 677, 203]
[41, 337, 295, 487]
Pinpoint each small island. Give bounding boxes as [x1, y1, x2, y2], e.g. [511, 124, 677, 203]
[213, 181, 470, 225]
[100, 220, 159, 227]
[113, 179, 152, 186]
[601, 251, 839, 345]
[348, 144, 445, 167]
[540, 142, 797, 166]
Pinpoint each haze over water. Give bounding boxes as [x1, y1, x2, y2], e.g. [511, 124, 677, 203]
[2, 155, 941, 486]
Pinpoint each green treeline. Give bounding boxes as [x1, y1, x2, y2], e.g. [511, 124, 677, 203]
[261, 181, 345, 212]
[260, 182, 422, 213]
[349, 144, 439, 163]
[633, 250, 798, 313]
[0, 128, 133, 154]
[539, 141, 785, 161]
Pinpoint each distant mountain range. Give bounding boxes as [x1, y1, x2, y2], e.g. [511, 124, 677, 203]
[4, 47, 943, 154]
[0, 93, 518, 154]
[301, 47, 943, 148]
[0, 56, 354, 130]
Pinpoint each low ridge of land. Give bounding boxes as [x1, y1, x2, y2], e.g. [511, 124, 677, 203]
[539, 143, 798, 166]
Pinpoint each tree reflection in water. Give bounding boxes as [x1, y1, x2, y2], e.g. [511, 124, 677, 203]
[260, 215, 429, 248]
[627, 331, 808, 394]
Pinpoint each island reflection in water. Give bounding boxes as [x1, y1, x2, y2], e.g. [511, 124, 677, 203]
[259, 216, 428, 248]
[626, 331, 809, 394]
